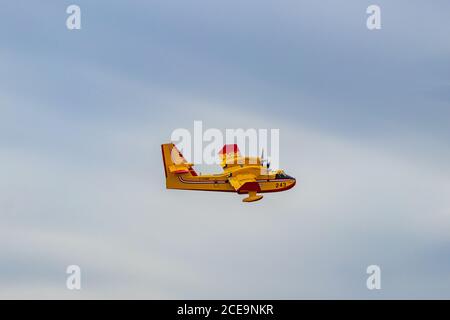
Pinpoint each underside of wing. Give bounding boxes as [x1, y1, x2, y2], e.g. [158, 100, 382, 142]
[228, 174, 261, 194]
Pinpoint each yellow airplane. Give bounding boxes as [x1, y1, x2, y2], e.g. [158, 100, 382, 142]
[161, 143, 296, 202]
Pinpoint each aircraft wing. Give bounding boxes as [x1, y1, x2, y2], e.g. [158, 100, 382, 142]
[228, 174, 261, 193]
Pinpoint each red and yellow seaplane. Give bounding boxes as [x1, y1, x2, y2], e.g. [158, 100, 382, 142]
[161, 143, 296, 202]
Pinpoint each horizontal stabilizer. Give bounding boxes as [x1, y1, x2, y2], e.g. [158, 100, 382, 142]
[169, 164, 192, 174]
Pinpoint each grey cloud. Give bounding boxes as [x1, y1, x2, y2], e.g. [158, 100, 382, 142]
[1, 0, 450, 299]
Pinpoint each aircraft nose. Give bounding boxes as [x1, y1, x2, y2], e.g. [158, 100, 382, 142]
[285, 177, 296, 191]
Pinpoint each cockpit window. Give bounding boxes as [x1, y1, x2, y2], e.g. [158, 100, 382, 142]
[275, 172, 293, 180]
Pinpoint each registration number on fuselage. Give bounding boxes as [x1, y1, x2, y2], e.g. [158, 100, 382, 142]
[275, 182, 287, 188]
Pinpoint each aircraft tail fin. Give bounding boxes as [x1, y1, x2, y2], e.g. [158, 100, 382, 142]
[161, 143, 197, 180]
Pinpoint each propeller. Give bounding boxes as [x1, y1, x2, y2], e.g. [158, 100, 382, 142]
[261, 149, 270, 169]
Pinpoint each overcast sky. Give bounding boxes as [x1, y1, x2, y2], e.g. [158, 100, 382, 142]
[0, 0, 449, 298]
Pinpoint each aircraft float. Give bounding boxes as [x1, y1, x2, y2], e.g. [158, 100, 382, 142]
[161, 143, 296, 202]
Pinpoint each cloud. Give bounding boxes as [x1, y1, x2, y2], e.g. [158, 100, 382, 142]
[2, 92, 450, 298]
[1, 0, 449, 299]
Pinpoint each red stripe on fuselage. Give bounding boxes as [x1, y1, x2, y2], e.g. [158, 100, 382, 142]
[176, 176, 296, 193]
